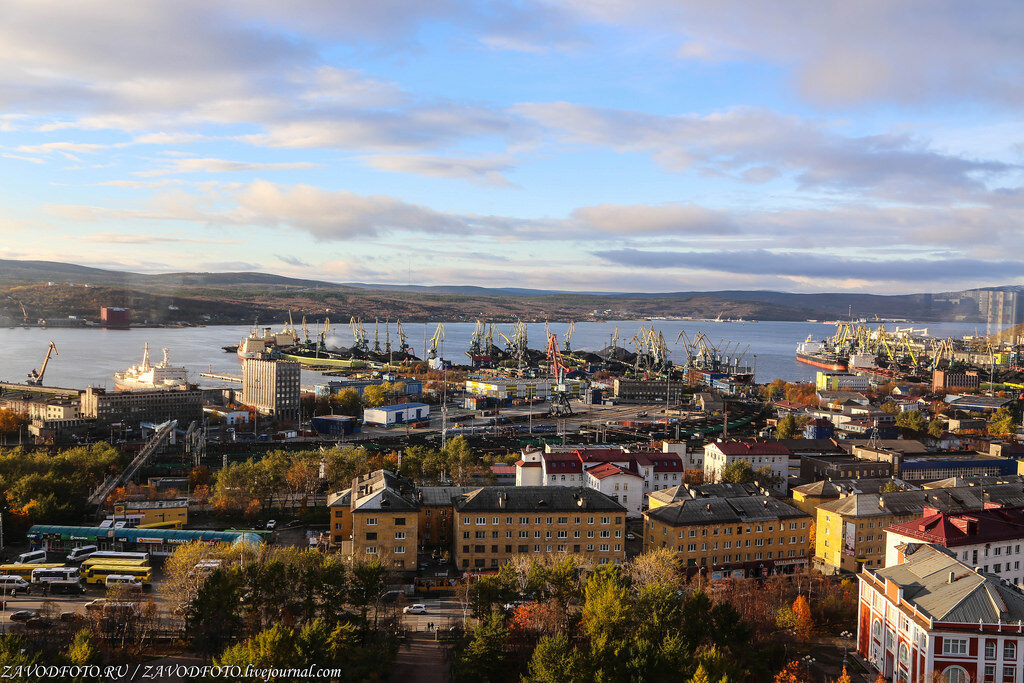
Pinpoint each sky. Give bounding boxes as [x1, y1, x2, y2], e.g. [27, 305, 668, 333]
[1, 0, 1022, 294]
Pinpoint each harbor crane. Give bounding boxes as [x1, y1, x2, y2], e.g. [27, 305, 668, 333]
[428, 323, 446, 359]
[546, 333, 573, 416]
[349, 317, 368, 353]
[373, 319, 382, 353]
[563, 321, 575, 354]
[27, 341, 57, 386]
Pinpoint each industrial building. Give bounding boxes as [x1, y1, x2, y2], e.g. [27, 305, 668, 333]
[80, 386, 202, 427]
[310, 414, 360, 437]
[240, 359, 301, 424]
[363, 402, 430, 426]
[612, 379, 689, 403]
[315, 377, 423, 399]
[100, 307, 131, 328]
[465, 377, 585, 402]
[26, 525, 261, 557]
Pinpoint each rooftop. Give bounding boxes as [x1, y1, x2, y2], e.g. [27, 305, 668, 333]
[454, 486, 625, 513]
[646, 495, 807, 526]
[868, 544, 1024, 623]
[707, 441, 792, 456]
[886, 507, 1024, 547]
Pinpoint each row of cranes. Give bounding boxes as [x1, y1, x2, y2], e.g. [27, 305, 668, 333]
[347, 317, 413, 358]
[826, 323, 990, 372]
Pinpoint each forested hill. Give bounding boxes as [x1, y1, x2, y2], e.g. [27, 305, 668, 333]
[0, 259, 1016, 324]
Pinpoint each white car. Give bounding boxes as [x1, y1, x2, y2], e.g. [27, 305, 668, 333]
[265, 520, 277, 530]
[626, 533, 637, 541]
[403, 604, 427, 614]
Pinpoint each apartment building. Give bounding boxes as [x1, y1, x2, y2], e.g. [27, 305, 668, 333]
[815, 482, 1024, 574]
[644, 495, 812, 578]
[416, 486, 477, 553]
[884, 506, 1024, 587]
[80, 386, 202, 427]
[859, 543, 1024, 683]
[452, 487, 627, 570]
[703, 441, 791, 493]
[515, 446, 686, 500]
[329, 470, 420, 571]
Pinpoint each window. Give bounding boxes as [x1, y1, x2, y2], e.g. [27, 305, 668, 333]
[395, 517, 406, 526]
[985, 664, 996, 681]
[365, 546, 377, 555]
[986, 641, 997, 660]
[365, 532, 377, 541]
[871, 620, 882, 641]
[366, 518, 378, 526]
[898, 643, 909, 666]
[1003, 665, 1016, 682]
[1004, 642, 1016, 660]
[476, 517, 486, 525]
[942, 638, 968, 655]
[394, 532, 405, 540]
[394, 546, 405, 554]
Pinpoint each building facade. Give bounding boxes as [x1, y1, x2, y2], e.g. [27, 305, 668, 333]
[703, 441, 790, 493]
[240, 359, 300, 424]
[452, 487, 626, 570]
[644, 495, 812, 577]
[80, 386, 202, 427]
[858, 543, 1024, 683]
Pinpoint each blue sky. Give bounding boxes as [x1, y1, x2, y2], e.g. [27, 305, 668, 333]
[1, 0, 1022, 293]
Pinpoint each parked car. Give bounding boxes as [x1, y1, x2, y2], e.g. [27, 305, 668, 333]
[26, 617, 52, 629]
[84, 599, 107, 612]
[379, 590, 405, 604]
[403, 604, 427, 615]
[59, 611, 84, 623]
[265, 520, 277, 530]
[8, 610, 36, 622]
[626, 533, 637, 541]
[283, 520, 303, 528]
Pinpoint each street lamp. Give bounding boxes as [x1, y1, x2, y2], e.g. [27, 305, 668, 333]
[839, 630, 853, 668]
[802, 655, 816, 679]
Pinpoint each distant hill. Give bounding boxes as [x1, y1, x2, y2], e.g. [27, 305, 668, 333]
[0, 258, 1018, 325]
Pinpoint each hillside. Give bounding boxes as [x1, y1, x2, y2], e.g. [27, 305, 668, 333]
[0, 259, 1017, 325]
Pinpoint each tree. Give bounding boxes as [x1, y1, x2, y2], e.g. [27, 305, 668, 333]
[524, 632, 586, 683]
[928, 418, 946, 439]
[881, 480, 901, 493]
[186, 567, 244, 655]
[773, 661, 805, 683]
[895, 410, 926, 436]
[330, 388, 362, 416]
[720, 460, 755, 484]
[452, 613, 513, 683]
[67, 629, 102, 667]
[776, 414, 799, 439]
[792, 595, 813, 640]
[990, 406, 1018, 437]
[361, 384, 390, 408]
[837, 666, 852, 683]
[348, 559, 389, 627]
[880, 401, 901, 415]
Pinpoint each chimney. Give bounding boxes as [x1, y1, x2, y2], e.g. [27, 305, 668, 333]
[948, 571, 955, 584]
[497, 492, 507, 509]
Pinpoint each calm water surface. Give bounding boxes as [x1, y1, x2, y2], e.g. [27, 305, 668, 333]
[0, 320, 1004, 390]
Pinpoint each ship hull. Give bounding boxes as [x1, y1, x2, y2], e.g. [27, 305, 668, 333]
[795, 352, 847, 372]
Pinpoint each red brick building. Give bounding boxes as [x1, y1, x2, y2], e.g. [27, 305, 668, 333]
[859, 543, 1024, 682]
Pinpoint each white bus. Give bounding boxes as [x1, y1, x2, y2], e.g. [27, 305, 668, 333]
[31, 567, 84, 593]
[66, 546, 98, 562]
[13, 550, 46, 565]
[105, 575, 143, 590]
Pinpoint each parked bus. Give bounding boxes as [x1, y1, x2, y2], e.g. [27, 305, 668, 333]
[88, 551, 149, 563]
[66, 545, 98, 562]
[81, 557, 149, 571]
[0, 563, 64, 581]
[13, 550, 46, 565]
[83, 564, 152, 586]
[31, 567, 84, 594]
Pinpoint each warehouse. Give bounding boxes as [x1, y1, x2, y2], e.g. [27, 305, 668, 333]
[363, 402, 430, 426]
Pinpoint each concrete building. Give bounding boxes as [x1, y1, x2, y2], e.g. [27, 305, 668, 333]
[584, 462, 645, 516]
[111, 498, 189, 527]
[465, 378, 585, 402]
[362, 402, 429, 426]
[643, 495, 812, 578]
[884, 507, 1024, 587]
[80, 386, 202, 427]
[240, 359, 300, 424]
[515, 446, 686, 500]
[333, 470, 420, 571]
[858, 543, 1024, 683]
[612, 379, 689, 403]
[814, 481, 1024, 574]
[416, 486, 477, 553]
[703, 441, 791, 493]
[452, 487, 627, 570]
[816, 371, 870, 392]
[800, 455, 895, 482]
[932, 368, 981, 392]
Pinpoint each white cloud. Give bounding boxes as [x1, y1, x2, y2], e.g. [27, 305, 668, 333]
[363, 154, 516, 185]
[137, 158, 322, 177]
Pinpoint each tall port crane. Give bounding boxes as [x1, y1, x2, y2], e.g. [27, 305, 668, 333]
[349, 317, 368, 353]
[428, 323, 446, 359]
[27, 341, 57, 386]
[546, 333, 573, 416]
[563, 321, 575, 354]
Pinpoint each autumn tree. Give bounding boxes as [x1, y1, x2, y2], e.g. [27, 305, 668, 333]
[776, 414, 799, 439]
[792, 595, 813, 640]
[773, 661, 806, 683]
[720, 460, 756, 484]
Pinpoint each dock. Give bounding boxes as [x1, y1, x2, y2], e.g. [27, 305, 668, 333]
[199, 372, 242, 384]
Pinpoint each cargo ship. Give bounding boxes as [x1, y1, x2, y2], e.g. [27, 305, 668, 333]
[114, 343, 189, 390]
[795, 336, 848, 371]
[237, 324, 300, 361]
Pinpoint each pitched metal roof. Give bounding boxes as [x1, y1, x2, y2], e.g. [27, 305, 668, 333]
[454, 486, 625, 513]
[871, 544, 1024, 623]
[646, 495, 807, 526]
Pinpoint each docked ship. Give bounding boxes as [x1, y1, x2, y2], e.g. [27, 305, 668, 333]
[237, 324, 300, 361]
[114, 343, 189, 390]
[795, 336, 848, 371]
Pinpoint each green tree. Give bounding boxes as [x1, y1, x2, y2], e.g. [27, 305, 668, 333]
[895, 410, 926, 436]
[452, 613, 513, 683]
[720, 460, 755, 484]
[776, 414, 799, 439]
[187, 567, 245, 655]
[443, 436, 478, 485]
[881, 480, 901, 493]
[67, 629, 102, 667]
[928, 418, 946, 439]
[330, 388, 362, 416]
[348, 559, 389, 627]
[990, 407, 1018, 437]
[524, 632, 586, 683]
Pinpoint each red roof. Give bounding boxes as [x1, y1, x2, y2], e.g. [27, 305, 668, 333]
[542, 453, 582, 472]
[490, 465, 516, 474]
[585, 462, 642, 480]
[633, 453, 684, 472]
[709, 441, 792, 456]
[886, 507, 1024, 547]
[514, 460, 541, 468]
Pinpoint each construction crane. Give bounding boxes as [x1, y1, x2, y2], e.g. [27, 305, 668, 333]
[349, 317, 368, 353]
[384, 319, 392, 356]
[396, 320, 411, 356]
[27, 341, 57, 385]
[373, 319, 381, 353]
[563, 321, 575, 354]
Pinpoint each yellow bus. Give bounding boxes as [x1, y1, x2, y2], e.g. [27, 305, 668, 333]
[83, 564, 153, 586]
[81, 557, 149, 571]
[137, 521, 183, 530]
[0, 563, 65, 581]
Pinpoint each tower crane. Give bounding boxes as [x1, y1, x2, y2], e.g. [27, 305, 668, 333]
[563, 321, 575, 354]
[27, 341, 57, 386]
[428, 323, 446, 359]
[373, 319, 382, 353]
